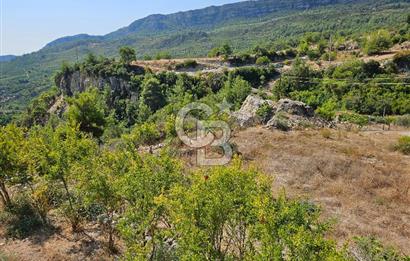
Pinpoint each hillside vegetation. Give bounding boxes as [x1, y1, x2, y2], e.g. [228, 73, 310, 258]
[1, 0, 409, 116]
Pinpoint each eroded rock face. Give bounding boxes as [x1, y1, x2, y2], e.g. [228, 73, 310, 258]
[58, 71, 133, 98]
[231, 95, 274, 128]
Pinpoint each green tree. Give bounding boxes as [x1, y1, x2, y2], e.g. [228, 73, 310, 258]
[66, 88, 107, 138]
[77, 149, 126, 251]
[209, 44, 233, 59]
[0, 125, 26, 207]
[220, 76, 252, 110]
[117, 152, 183, 259]
[119, 46, 137, 64]
[28, 124, 97, 231]
[221, 43, 233, 59]
[140, 76, 165, 112]
[159, 158, 345, 260]
[255, 56, 271, 65]
[123, 122, 161, 148]
[364, 30, 393, 55]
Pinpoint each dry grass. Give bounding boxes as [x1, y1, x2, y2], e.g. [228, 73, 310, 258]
[231, 127, 410, 254]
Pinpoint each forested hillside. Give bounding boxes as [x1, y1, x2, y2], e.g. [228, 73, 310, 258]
[1, 0, 409, 116]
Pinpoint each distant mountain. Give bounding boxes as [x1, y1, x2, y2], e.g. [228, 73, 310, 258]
[0, 55, 17, 62]
[106, 0, 355, 38]
[1, 0, 409, 113]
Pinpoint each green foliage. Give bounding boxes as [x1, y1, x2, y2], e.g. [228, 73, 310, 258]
[321, 51, 337, 61]
[256, 102, 274, 123]
[117, 152, 183, 259]
[155, 51, 172, 60]
[316, 99, 338, 120]
[18, 87, 59, 127]
[255, 56, 271, 65]
[363, 29, 393, 55]
[119, 46, 137, 64]
[76, 149, 127, 251]
[338, 112, 369, 127]
[0, 124, 26, 206]
[274, 57, 320, 100]
[393, 114, 410, 127]
[273, 113, 291, 131]
[219, 76, 252, 110]
[158, 158, 344, 260]
[66, 88, 107, 138]
[208, 43, 233, 59]
[394, 136, 410, 155]
[352, 237, 410, 261]
[25, 124, 97, 231]
[140, 76, 166, 112]
[230, 66, 278, 87]
[274, 58, 410, 117]
[124, 122, 161, 147]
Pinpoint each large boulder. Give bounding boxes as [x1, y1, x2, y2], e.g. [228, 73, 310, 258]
[266, 99, 334, 130]
[232, 96, 332, 131]
[274, 99, 314, 118]
[231, 95, 274, 128]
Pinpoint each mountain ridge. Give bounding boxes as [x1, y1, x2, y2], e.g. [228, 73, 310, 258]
[0, 55, 17, 62]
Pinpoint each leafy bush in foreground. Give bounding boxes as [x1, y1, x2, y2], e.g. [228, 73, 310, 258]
[155, 158, 345, 260]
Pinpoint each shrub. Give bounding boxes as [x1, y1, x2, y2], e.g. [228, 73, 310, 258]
[394, 136, 410, 155]
[255, 56, 271, 65]
[273, 113, 291, 131]
[363, 30, 392, 55]
[220, 76, 252, 110]
[307, 49, 321, 60]
[338, 112, 369, 127]
[126, 122, 161, 147]
[66, 88, 107, 138]
[316, 99, 338, 120]
[352, 237, 409, 261]
[256, 102, 274, 123]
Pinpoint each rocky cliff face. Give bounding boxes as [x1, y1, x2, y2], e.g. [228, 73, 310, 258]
[59, 71, 128, 96]
[56, 70, 142, 106]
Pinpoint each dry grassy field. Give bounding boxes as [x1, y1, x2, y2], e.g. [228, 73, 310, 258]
[231, 127, 410, 254]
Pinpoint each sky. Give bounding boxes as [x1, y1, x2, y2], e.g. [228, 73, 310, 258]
[1, 0, 243, 56]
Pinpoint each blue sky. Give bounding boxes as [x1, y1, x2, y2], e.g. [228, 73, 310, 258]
[1, 0, 243, 55]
